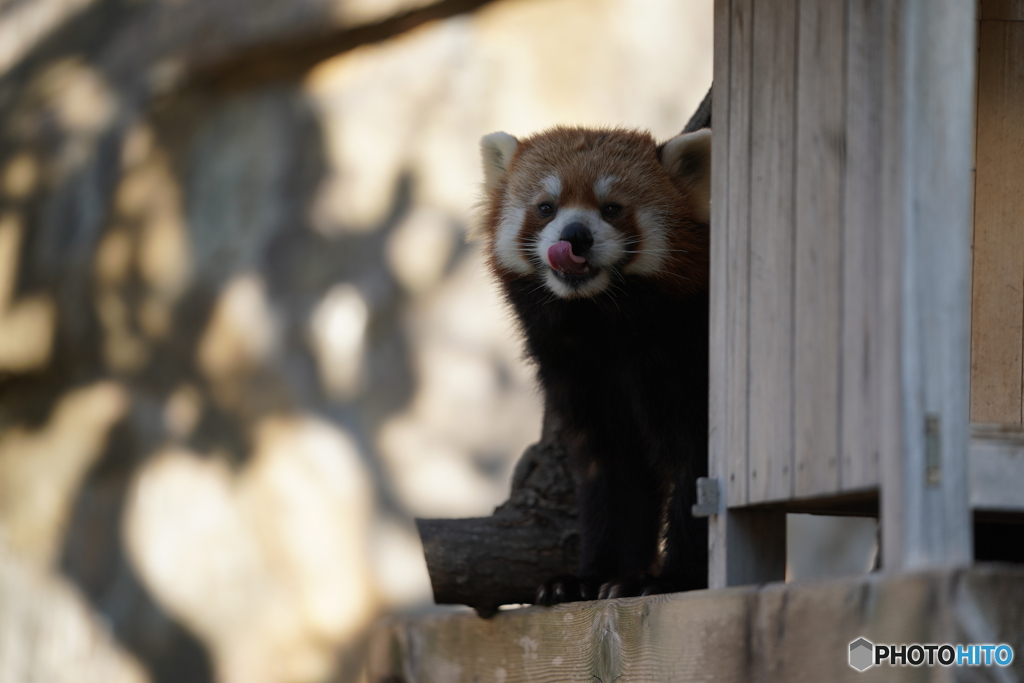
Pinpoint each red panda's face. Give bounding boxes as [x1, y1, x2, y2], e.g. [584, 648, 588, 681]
[480, 127, 711, 300]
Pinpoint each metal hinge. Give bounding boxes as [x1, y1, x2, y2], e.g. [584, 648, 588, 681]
[691, 477, 721, 517]
[925, 413, 941, 486]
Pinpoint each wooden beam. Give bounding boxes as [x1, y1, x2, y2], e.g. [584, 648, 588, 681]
[715, 0, 755, 514]
[709, 0, 733, 590]
[368, 566, 1024, 682]
[969, 425, 1024, 513]
[880, 0, 975, 571]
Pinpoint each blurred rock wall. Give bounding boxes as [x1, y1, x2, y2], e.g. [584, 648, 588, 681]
[0, 0, 712, 681]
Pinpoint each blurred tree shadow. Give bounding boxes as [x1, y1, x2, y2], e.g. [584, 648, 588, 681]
[0, 0, 486, 679]
[54, 84, 428, 680]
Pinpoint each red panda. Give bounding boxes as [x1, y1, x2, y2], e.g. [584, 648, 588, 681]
[479, 126, 711, 604]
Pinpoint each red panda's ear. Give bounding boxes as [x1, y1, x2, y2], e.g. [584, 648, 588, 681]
[660, 128, 711, 224]
[480, 132, 519, 193]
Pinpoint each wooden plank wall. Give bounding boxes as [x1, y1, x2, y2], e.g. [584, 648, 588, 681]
[711, 0, 891, 507]
[712, 0, 975, 581]
[971, 0, 1024, 426]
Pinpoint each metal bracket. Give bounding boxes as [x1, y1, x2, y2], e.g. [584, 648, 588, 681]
[925, 414, 941, 486]
[691, 477, 721, 517]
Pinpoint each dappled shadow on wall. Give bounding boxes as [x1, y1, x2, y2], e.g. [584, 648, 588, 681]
[0, 50, 535, 683]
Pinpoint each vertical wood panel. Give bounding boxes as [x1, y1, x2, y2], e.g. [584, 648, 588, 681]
[793, 0, 846, 498]
[880, 0, 974, 571]
[878, 0, 908, 566]
[841, 0, 885, 490]
[708, 0, 733, 589]
[712, 0, 785, 591]
[725, 0, 754, 508]
[747, 0, 797, 503]
[971, 20, 1024, 426]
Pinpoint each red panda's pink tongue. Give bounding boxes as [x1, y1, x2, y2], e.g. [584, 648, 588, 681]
[547, 241, 589, 274]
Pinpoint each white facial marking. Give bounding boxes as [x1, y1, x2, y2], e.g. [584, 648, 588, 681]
[623, 207, 669, 275]
[534, 206, 624, 299]
[543, 267, 612, 299]
[494, 203, 533, 274]
[593, 176, 618, 203]
[541, 174, 561, 199]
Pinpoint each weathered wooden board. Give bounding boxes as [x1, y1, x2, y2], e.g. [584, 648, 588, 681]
[754, 573, 942, 683]
[875, 0, 911, 569]
[971, 18, 1024, 426]
[710, 0, 788, 591]
[840, 0, 886, 492]
[708, 0, 734, 588]
[368, 566, 1024, 682]
[721, 0, 753, 511]
[793, 0, 845, 498]
[370, 589, 754, 683]
[879, 0, 974, 571]
[747, 0, 798, 505]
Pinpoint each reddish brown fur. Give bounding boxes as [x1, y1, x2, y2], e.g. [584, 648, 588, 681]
[482, 127, 709, 296]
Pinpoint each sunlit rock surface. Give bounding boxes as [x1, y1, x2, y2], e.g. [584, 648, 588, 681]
[0, 540, 149, 683]
[0, 0, 712, 681]
[0, 382, 128, 567]
[124, 418, 375, 683]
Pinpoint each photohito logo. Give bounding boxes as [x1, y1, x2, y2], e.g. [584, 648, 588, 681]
[849, 637, 1014, 671]
[849, 638, 874, 671]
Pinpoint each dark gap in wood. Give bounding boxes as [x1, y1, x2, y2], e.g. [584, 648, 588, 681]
[736, 488, 879, 517]
[974, 515, 1024, 563]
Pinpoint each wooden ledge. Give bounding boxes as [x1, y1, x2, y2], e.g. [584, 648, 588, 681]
[368, 565, 1024, 682]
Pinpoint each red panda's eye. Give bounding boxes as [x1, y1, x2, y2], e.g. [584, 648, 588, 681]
[602, 203, 622, 219]
[538, 202, 555, 218]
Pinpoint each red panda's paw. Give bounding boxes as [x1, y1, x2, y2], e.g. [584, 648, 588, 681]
[535, 574, 602, 606]
[598, 573, 678, 600]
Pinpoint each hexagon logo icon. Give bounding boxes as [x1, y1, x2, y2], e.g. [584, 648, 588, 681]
[849, 637, 874, 671]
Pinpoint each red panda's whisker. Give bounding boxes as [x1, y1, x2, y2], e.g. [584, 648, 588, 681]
[621, 248, 691, 254]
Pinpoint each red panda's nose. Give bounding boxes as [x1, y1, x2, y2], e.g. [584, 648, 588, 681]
[559, 223, 594, 258]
